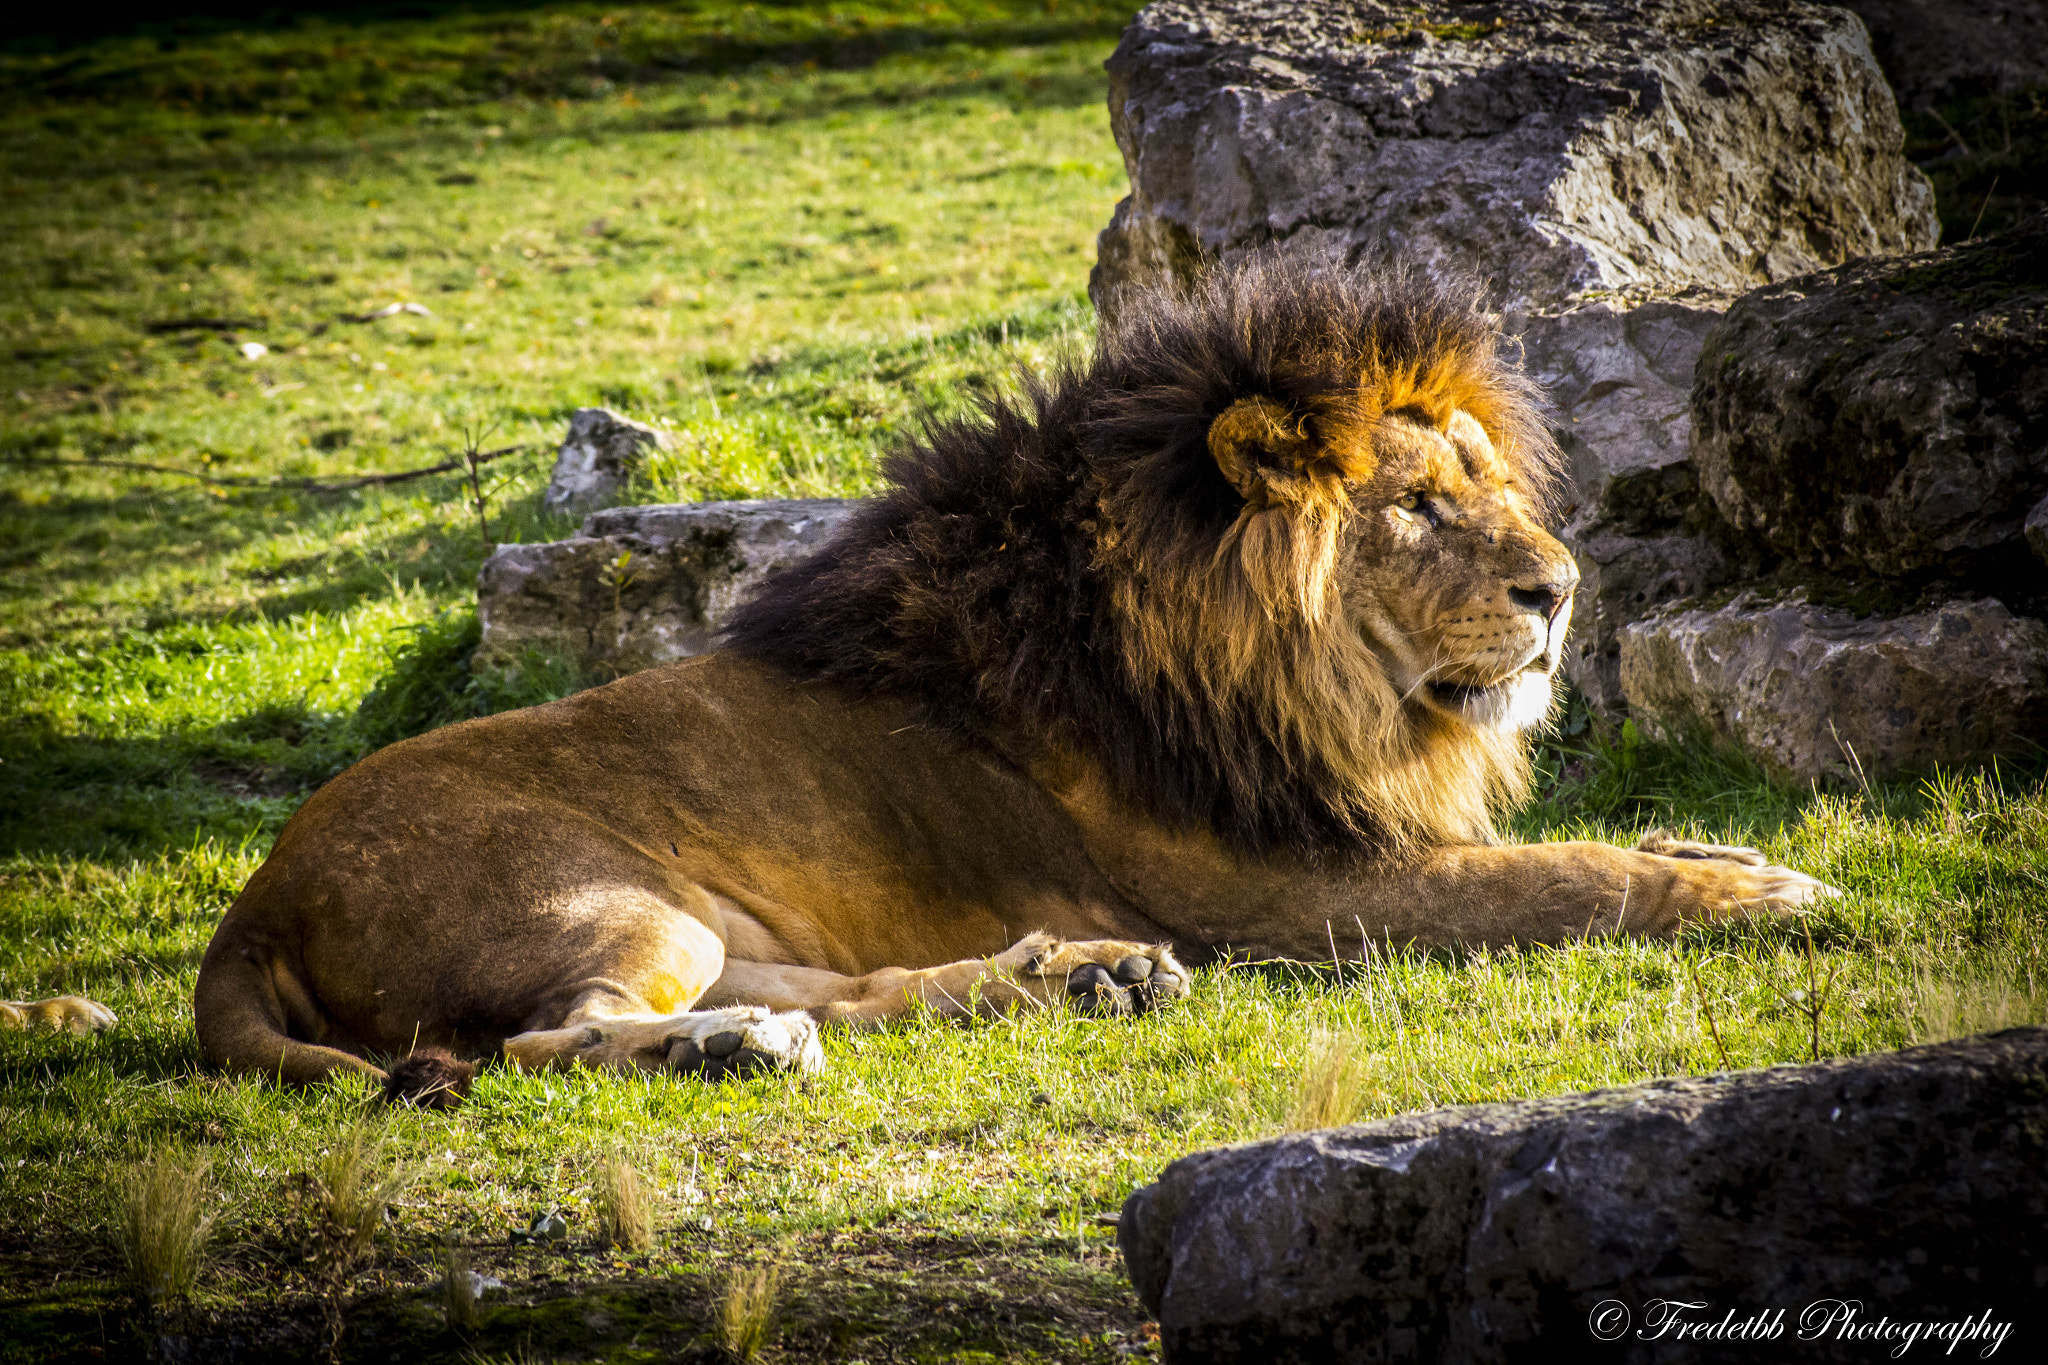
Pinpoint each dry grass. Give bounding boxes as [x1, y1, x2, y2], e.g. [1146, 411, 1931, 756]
[113, 1148, 216, 1307]
[1912, 960, 2048, 1043]
[593, 1146, 655, 1252]
[720, 1262, 786, 1363]
[1284, 1028, 1372, 1131]
[303, 1122, 415, 1268]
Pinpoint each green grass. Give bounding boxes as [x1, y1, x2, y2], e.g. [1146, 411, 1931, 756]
[4, 5, 2047, 1362]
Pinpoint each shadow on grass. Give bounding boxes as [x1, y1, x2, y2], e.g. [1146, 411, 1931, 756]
[0, 611, 588, 859]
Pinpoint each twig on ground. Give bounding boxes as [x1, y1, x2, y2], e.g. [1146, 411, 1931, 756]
[8, 446, 526, 495]
[1969, 175, 2001, 239]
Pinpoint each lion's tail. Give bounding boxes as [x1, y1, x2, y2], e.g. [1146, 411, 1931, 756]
[193, 931, 384, 1087]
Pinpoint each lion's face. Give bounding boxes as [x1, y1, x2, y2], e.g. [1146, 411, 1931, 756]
[1204, 394, 1576, 737]
[1340, 408, 1577, 732]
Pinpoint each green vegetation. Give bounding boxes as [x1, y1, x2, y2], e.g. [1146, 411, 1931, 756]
[4, 5, 2046, 1362]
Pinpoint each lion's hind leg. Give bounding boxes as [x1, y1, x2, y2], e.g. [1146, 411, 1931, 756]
[503, 1006, 824, 1081]
[1, 995, 117, 1035]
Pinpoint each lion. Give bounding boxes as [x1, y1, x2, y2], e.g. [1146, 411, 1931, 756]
[9, 258, 1832, 1094]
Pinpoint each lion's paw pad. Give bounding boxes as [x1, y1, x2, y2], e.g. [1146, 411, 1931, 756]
[665, 1010, 822, 1081]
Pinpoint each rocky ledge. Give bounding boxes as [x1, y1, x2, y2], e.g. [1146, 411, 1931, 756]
[1620, 593, 2048, 785]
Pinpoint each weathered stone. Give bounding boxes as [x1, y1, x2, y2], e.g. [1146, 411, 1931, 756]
[1091, 0, 1937, 315]
[540, 408, 672, 514]
[1842, 1, 2048, 110]
[1563, 528, 1731, 717]
[476, 500, 857, 677]
[1120, 1027, 2048, 1364]
[1618, 593, 2048, 784]
[1691, 212, 2048, 586]
[1515, 298, 1732, 536]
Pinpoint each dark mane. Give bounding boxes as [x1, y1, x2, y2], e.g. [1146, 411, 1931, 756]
[722, 256, 1559, 860]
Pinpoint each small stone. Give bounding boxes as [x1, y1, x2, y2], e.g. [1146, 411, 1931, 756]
[540, 407, 671, 514]
[701, 1030, 745, 1059]
[1030, 1092, 1052, 1107]
[1112, 955, 1155, 984]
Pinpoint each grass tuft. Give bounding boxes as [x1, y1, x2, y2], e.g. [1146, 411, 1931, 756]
[302, 1121, 415, 1269]
[720, 1262, 785, 1363]
[1285, 1028, 1370, 1131]
[442, 1240, 480, 1335]
[112, 1147, 215, 1308]
[593, 1146, 655, 1252]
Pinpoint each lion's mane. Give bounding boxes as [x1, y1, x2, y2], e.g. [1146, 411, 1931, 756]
[725, 257, 1564, 860]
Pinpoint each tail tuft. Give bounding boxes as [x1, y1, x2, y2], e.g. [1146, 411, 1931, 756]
[382, 1047, 476, 1110]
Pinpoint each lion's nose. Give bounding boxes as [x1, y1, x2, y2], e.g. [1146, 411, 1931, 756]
[1508, 578, 1576, 623]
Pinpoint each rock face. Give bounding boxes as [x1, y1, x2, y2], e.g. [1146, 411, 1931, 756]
[476, 500, 857, 677]
[1842, 1, 2048, 110]
[1692, 213, 2048, 587]
[541, 408, 672, 514]
[1120, 1027, 2048, 1364]
[1091, 0, 1937, 314]
[1618, 593, 2048, 784]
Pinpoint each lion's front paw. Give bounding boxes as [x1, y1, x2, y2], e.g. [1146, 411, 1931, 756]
[1644, 848, 1840, 929]
[1014, 936, 1189, 1016]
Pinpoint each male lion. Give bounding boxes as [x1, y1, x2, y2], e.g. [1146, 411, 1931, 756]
[10, 260, 1833, 1091]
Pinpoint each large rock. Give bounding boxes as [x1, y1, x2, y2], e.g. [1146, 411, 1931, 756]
[1120, 1027, 2048, 1364]
[1091, 0, 1937, 314]
[1842, 1, 2048, 110]
[1618, 592, 2048, 784]
[476, 500, 857, 677]
[541, 407, 672, 514]
[1692, 212, 2048, 587]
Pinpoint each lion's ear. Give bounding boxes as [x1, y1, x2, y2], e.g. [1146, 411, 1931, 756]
[1208, 396, 1319, 508]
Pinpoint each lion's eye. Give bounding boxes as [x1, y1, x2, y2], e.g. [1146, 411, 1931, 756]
[1396, 492, 1424, 512]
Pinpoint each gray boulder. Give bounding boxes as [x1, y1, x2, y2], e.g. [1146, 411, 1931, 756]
[541, 407, 672, 514]
[1091, 0, 1936, 314]
[1121, 1027, 2048, 1364]
[476, 500, 857, 678]
[1691, 212, 2048, 584]
[1618, 592, 2048, 784]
